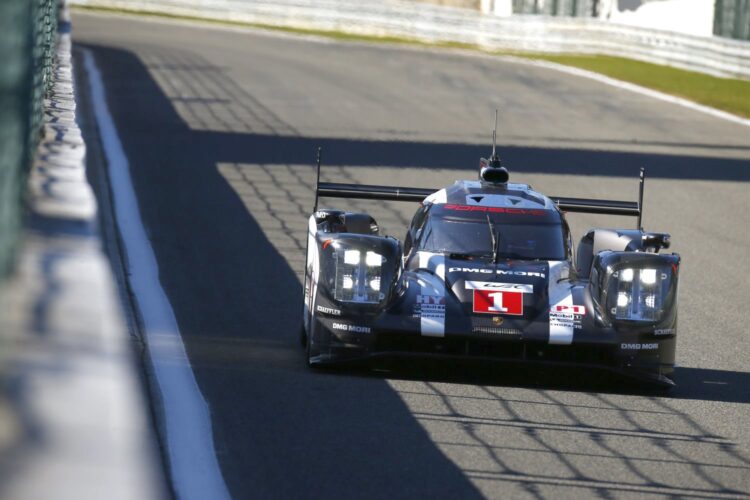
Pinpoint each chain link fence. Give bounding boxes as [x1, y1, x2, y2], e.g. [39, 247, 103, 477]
[0, 0, 58, 278]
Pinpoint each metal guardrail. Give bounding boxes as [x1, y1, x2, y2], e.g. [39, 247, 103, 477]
[0, 0, 58, 278]
[71, 0, 750, 79]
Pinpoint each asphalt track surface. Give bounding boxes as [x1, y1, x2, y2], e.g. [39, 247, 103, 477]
[73, 12, 750, 499]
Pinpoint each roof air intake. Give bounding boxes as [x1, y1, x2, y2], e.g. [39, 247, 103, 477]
[480, 163, 509, 184]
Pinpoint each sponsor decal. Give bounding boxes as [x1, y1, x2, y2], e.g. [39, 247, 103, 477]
[417, 295, 445, 305]
[654, 328, 674, 336]
[449, 267, 545, 279]
[549, 305, 586, 330]
[414, 267, 447, 337]
[451, 267, 491, 274]
[465, 281, 533, 293]
[549, 313, 581, 329]
[547, 261, 575, 345]
[415, 294, 446, 320]
[496, 269, 545, 278]
[316, 305, 342, 316]
[552, 305, 586, 315]
[621, 343, 659, 350]
[332, 322, 371, 334]
[443, 204, 546, 216]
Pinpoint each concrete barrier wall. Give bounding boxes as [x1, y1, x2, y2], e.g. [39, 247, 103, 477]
[0, 3, 170, 496]
[71, 0, 750, 80]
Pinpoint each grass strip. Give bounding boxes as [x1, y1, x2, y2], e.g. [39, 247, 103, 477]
[73, 4, 750, 119]
[527, 54, 750, 119]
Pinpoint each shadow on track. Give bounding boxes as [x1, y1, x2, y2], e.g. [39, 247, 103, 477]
[204, 133, 750, 182]
[671, 367, 750, 404]
[76, 43, 483, 499]
[83, 46, 750, 183]
[339, 360, 750, 405]
[329, 360, 750, 497]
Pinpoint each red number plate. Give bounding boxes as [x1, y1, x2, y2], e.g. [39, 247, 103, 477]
[473, 289, 523, 315]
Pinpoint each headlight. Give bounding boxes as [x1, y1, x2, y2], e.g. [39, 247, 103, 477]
[590, 251, 680, 326]
[333, 248, 384, 303]
[608, 267, 671, 322]
[344, 250, 361, 265]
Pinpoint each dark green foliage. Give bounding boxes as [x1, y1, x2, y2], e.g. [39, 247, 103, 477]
[0, 0, 58, 278]
[714, 0, 750, 40]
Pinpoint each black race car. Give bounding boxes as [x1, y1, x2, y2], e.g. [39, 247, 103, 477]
[301, 144, 680, 388]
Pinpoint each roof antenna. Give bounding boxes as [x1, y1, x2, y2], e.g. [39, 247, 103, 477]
[313, 147, 322, 212]
[489, 109, 501, 168]
[479, 109, 509, 184]
[637, 167, 645, 231]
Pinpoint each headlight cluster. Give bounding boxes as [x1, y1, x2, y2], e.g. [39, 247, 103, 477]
[334, 249, 384, 303]
[608, 267, 671, 322]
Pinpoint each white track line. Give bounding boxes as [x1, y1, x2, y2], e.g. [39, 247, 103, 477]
[82, 49, 230, 500]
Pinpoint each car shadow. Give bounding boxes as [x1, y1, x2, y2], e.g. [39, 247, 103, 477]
[333, 360, 750, 404]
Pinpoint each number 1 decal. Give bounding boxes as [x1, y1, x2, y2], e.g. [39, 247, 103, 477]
[487, 292, 508, 312]
[473, 289, 523, 315]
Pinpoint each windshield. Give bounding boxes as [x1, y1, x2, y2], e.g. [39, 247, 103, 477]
[417, 216, 566, 261]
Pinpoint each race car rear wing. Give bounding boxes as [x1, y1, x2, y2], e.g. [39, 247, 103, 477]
[313, 149, 646, 227]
